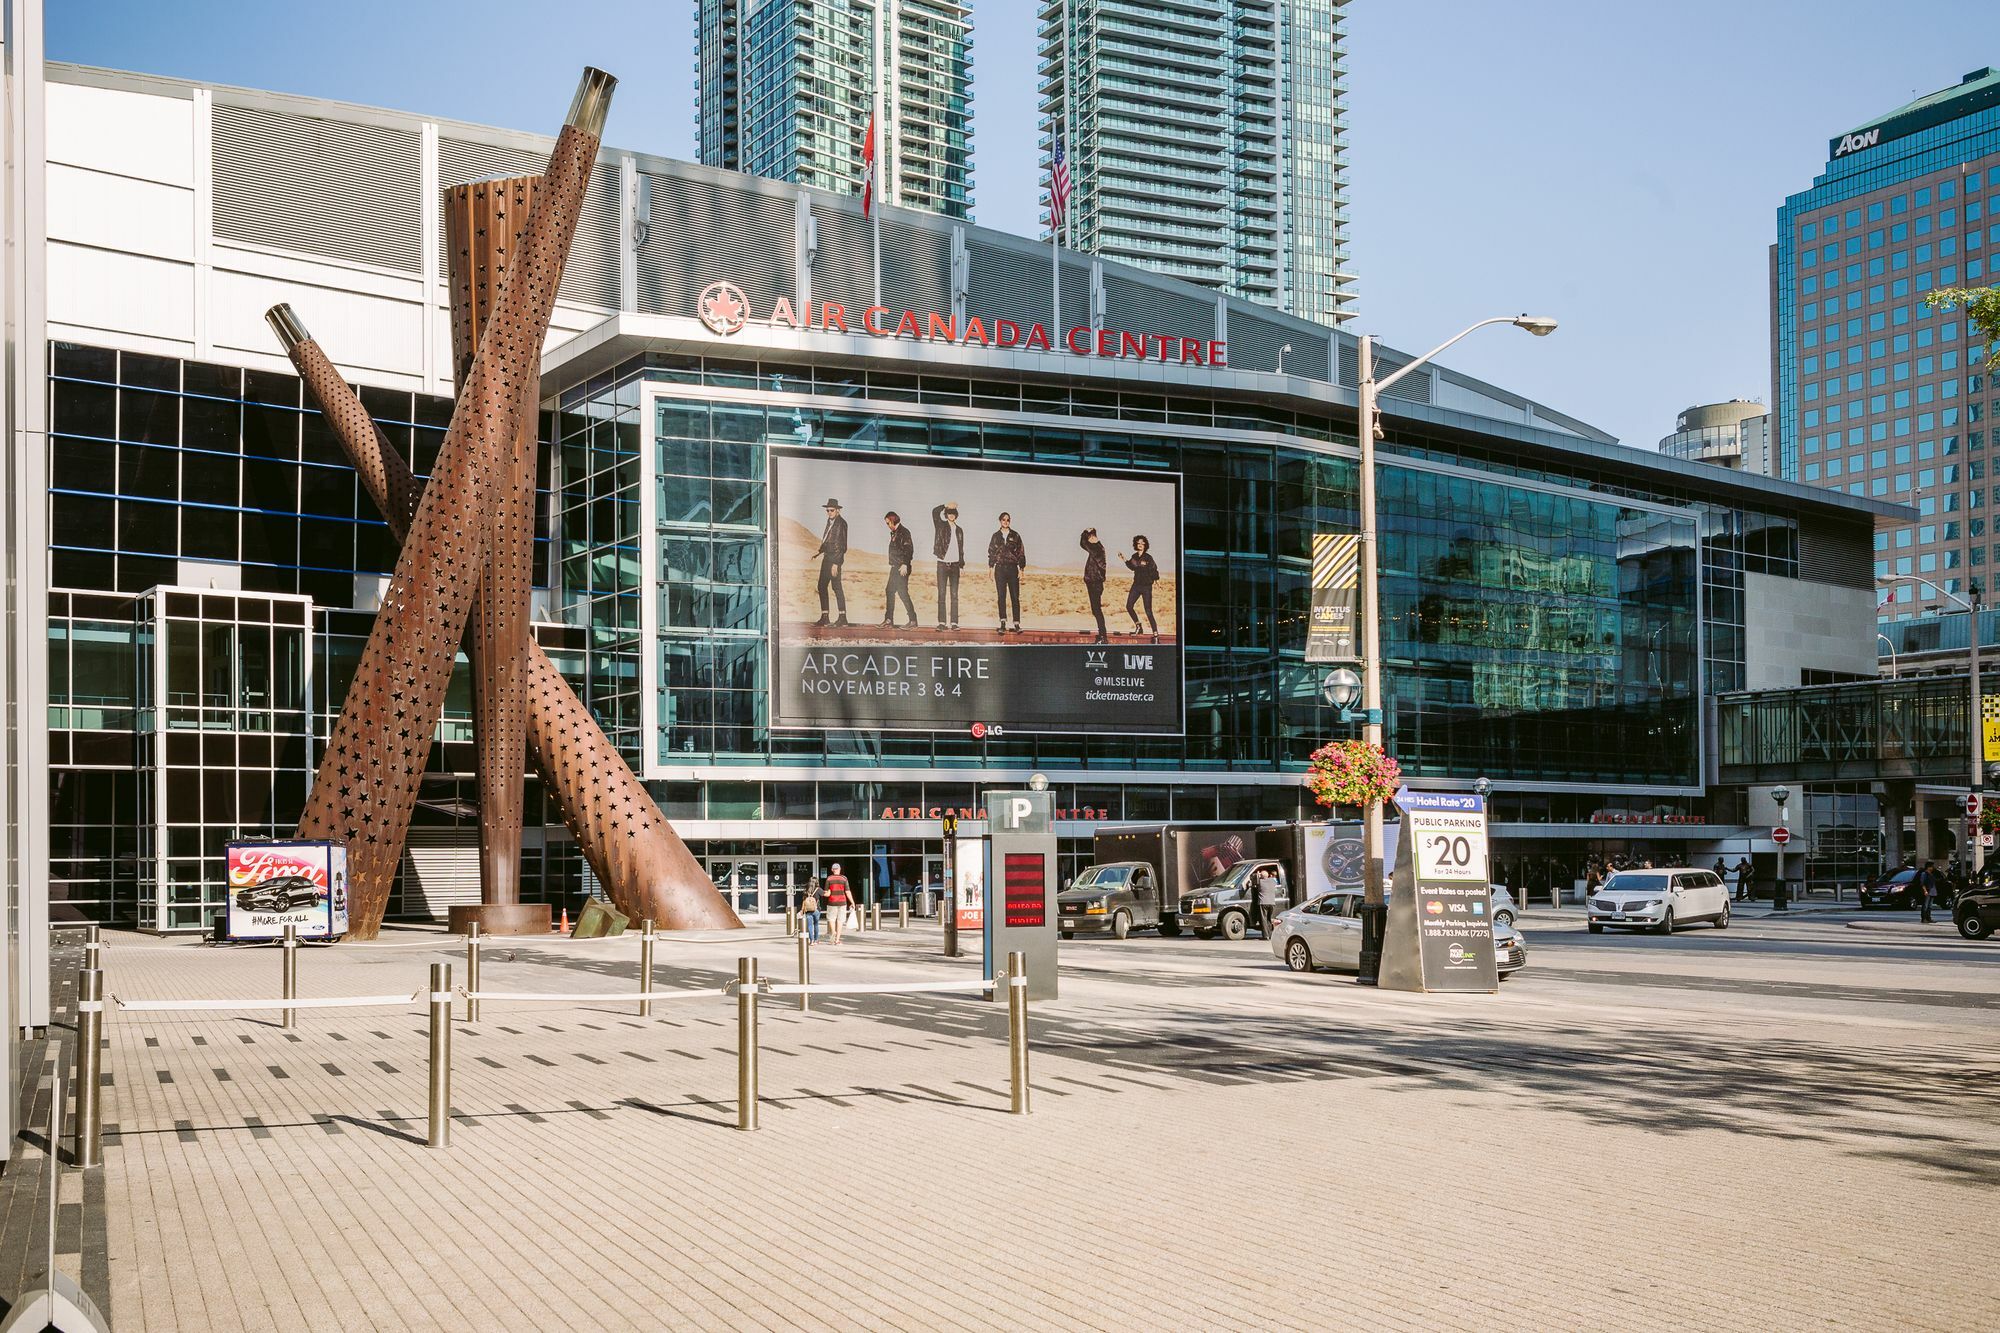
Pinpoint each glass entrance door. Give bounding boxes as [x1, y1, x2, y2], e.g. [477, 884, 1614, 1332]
[755, 859, 817, 918]
[707, 860, 760, 918]
[923, 856, 946, 911]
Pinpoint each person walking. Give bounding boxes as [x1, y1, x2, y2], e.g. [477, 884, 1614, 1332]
[1121, 535, 1160, 635]
[1079, 527, 1109, 643]
[824, 863, 851, 944]
[1732, 856, 1752, 902]
[881, 511, 917, 628]
[799, 879, 821, 944]
[1917, 859, 1938, 924]
[989, 512, 1025, 632]
[814, 498, 849, 627]
[1254, 864, 1284, 938]
[931, 501, 965, 628]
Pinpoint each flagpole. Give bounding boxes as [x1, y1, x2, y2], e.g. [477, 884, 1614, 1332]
[1050, 124, 1060, 328]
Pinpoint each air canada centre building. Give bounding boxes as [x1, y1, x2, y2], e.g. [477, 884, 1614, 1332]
[27, 63, 1898, 935]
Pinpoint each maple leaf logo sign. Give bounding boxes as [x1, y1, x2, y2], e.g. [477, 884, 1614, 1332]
[698, 281, 749, 336]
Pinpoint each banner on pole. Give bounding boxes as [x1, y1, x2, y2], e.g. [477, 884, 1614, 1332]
[1982, 694, 2000, 764]
[1304, 532, 1360, 663]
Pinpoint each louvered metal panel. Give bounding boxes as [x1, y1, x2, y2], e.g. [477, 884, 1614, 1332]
[395, 827, 480, 921]
[811, 203, 873, 315]
[1227, 307, 1297, 373]
[439, 137, 621, 309]
[1800, 520, 1872, 590]
[1103, 274, 1215, 345]
[213, 103, 422, 273]
[966, 237, 1053, 331]
[880, 217, 951, 318]
[639, 175, 795, 319]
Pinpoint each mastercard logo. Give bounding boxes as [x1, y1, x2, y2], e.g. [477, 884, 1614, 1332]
[1424, 900, 1444, 915]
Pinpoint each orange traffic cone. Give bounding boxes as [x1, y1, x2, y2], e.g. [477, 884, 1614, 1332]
[558, 907, 570, 935]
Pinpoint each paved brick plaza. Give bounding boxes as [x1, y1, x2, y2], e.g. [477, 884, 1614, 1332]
[11, 911, 1999, 1330]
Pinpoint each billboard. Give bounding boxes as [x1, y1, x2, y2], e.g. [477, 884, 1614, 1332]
[769, 447, 1182, 734]
[225, 840, 350, 940]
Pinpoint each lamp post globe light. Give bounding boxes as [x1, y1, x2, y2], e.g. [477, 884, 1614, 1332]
[1321, 667, 1362, 711]
[1353, 316, 1558, 986]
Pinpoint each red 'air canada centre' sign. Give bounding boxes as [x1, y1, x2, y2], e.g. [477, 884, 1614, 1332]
[697, 280, 1229, 367]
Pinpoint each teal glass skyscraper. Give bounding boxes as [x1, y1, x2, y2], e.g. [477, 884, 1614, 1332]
[1039, 0, 1353, 326]
[697, 0, 974, 220]
[1773, 66, 2000, 621]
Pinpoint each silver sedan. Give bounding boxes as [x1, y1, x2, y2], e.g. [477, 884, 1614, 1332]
[1271, 890, 1527, 978]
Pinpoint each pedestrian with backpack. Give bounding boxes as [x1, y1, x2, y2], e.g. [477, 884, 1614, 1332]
[800, 879, 821, 944]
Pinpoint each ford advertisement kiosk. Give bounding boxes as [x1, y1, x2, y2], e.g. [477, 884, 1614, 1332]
[225, 840, 350, 941]
[983, 789, 1058, 1000]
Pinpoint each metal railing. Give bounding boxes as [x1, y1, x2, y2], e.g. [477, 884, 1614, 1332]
[67, 932, 1032, 1163]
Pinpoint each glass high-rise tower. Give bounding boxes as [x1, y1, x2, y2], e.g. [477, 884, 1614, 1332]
[696, 0, 974, 220]
[1773, 66, 2000, 625]
[1039, 0, 1353, 325]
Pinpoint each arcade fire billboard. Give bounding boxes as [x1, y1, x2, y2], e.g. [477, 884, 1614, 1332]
[769, 447, 1183, 735]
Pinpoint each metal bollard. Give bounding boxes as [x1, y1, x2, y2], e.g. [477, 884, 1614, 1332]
[898, 899, 909, 929]
[785, 901, 798, 937]
[736, 957, 760, 1131]
[796, 933, 811, 1013]
[427, 962, 452, 1149]
[464, 922, 481, 1023]
[639, 918, 656, 1017]
[869, 902, 881, 931]
[73, 967, 104, 1167]
[281, 924, 298, 1030]
[1007, 950, 1030, 1115]
[84, 922, 101, 970]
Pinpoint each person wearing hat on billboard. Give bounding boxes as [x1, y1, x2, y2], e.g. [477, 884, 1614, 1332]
[1079, 527, 1109, 643]
[988, 511, 1026, 633]
[931, 501, 966, 629]
[814, 498, 849, 627]
[882, 511, 918, 628]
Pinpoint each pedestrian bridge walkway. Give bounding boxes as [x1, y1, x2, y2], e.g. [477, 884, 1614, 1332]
[1716, 673, 1978, 786]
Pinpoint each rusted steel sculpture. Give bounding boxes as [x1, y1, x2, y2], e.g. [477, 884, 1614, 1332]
[280, 68, 737, 938]
[444, 174, 539, 928]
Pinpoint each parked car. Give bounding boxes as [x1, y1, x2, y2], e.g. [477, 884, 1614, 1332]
[1056, 861, 1162, 940]
[1860, 867, 1921, 910]
[233, 875, 323, 913]
[1586, 868, 1730, 933]
[1270, 889, 1526, 978]
[1490, 884, 1519, 928]
[1953, 883, 2000, 940]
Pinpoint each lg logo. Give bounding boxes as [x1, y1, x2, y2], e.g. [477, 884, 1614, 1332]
[1833, 127, 1881, 158]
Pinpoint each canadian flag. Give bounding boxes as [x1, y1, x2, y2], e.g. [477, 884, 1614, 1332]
[861, 111, 877, 217]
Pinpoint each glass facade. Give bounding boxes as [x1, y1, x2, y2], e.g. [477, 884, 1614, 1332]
[558, 352, 1705, 791]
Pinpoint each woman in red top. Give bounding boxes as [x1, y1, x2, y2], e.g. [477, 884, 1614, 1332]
[824, 863, 851, 944]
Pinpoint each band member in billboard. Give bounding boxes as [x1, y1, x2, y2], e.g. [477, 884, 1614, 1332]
[1079, 527, 1109, 643]
[988, 512, 1025, 632]
[882, 511, 917, 627]
[814, 498, 849, 626]
[931, 502, 965, 628]
[1121, 534, 1160, 635]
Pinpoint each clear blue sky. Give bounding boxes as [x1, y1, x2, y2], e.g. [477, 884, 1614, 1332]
[48, 0, 1993, 449]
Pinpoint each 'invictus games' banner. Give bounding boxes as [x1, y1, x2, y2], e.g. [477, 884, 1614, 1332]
[1303, 532, 1359, 662]
[769, 447, 1183, 734]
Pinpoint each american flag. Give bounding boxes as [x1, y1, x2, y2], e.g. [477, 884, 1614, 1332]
[1049, 136, 1072, 231]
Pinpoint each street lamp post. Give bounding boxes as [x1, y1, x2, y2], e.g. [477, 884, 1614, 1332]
[1771, 784, 1791, 910]
[1878, 576, 1984, 877]
[1353, 316, 1558, 986]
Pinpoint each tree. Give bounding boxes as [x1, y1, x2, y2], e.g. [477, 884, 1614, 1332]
[1925, 286, 2000, 372]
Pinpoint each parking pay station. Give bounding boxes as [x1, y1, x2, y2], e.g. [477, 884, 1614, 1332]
[983, 789, 1059, 1001]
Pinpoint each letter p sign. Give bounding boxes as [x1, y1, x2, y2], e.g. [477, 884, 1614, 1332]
[1007, 798, 1031, 827]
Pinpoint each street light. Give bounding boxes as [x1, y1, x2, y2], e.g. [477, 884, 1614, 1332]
[1876, 574, 1984, 876]
[1772, 785, 1791, 910]
[1354, 315, 1559, 986]
[1277, 343, 1292, 374]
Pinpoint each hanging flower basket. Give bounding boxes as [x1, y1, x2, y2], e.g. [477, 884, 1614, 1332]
[1305, 740, 1402, 810]
[1980, 804, 2000, 835]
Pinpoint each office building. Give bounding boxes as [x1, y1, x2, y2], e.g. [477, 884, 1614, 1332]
[1038, 0, 1353, 325]
[1772, 65, 2000, 628]
[696, 0, 973, 219]
[1659, 400, 1772, 474]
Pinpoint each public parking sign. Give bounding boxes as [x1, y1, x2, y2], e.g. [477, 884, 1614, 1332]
[1772, 826, 1792, 846]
